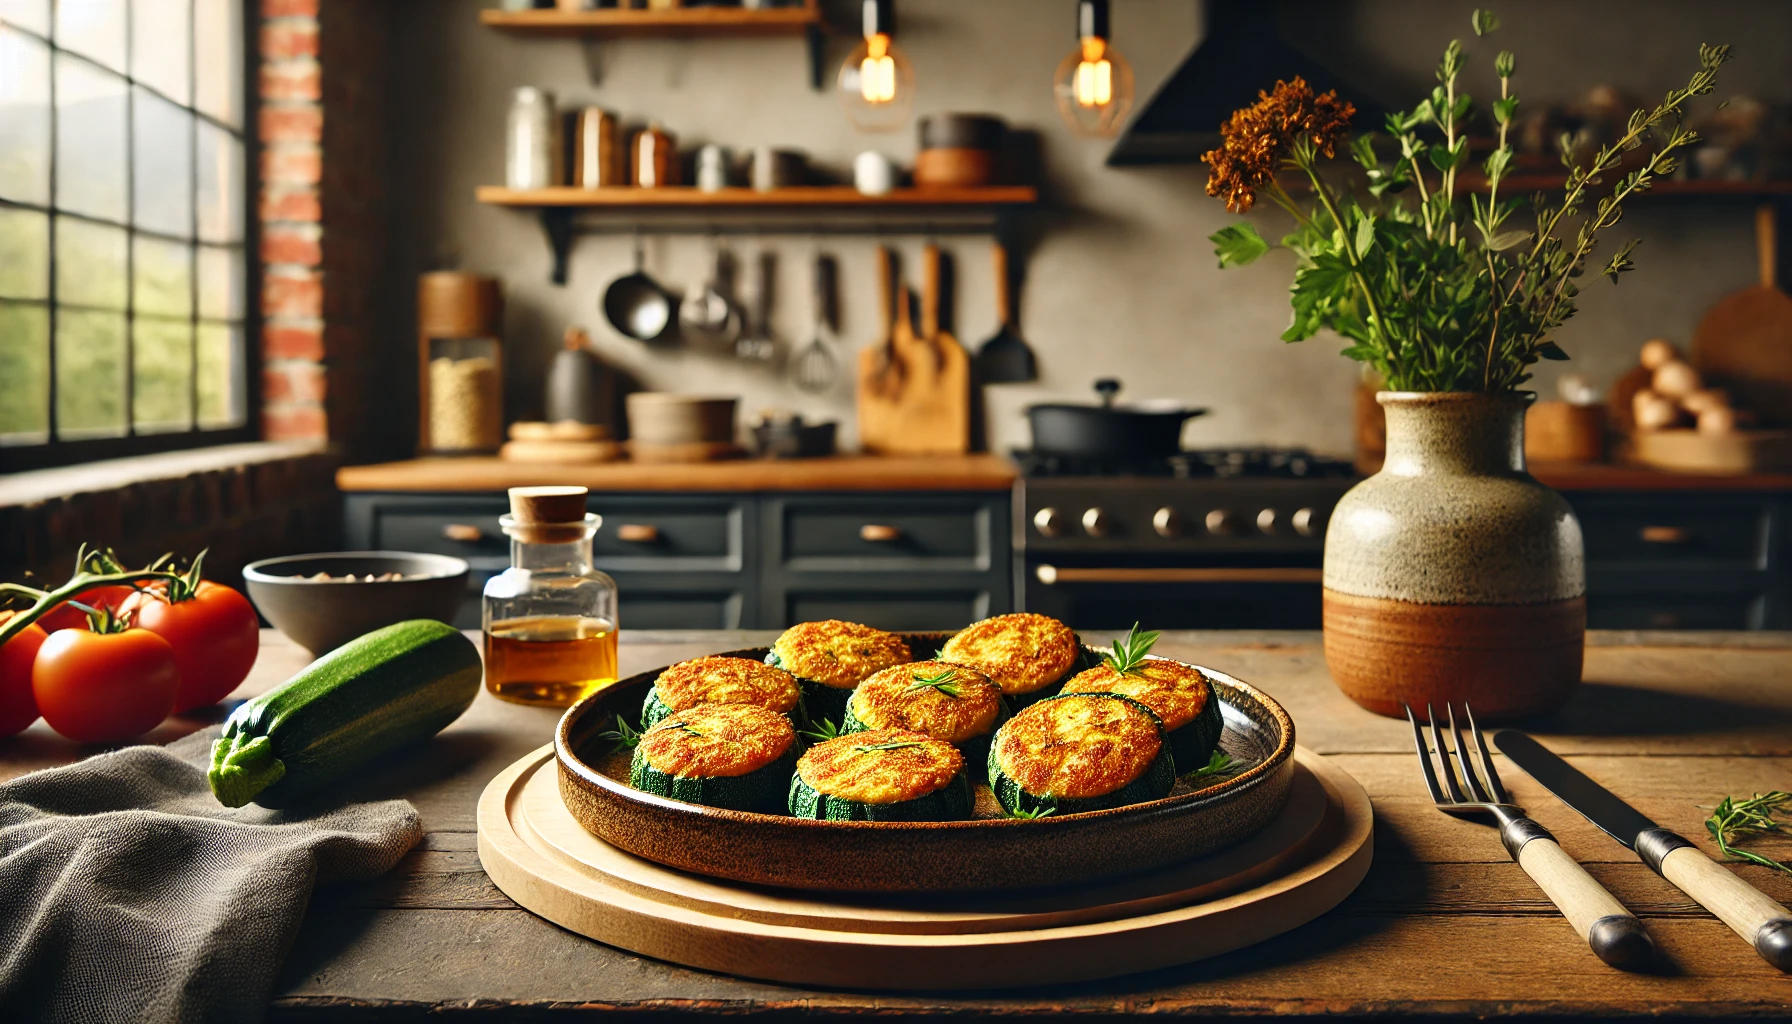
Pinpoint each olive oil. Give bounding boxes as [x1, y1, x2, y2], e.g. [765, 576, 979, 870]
[483, 615, 618, 707]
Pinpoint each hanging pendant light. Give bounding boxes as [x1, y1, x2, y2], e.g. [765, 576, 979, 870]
[1054, 0, 1134, 137]
[838, 0, 915, 133]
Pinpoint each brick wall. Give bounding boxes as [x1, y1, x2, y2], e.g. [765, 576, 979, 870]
[258, 0, 397, 463]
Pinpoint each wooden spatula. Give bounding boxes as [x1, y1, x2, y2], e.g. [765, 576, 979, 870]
[1692, 205, 1792, 425]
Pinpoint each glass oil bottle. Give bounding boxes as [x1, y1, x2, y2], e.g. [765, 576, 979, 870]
[482, 485, 620, 706]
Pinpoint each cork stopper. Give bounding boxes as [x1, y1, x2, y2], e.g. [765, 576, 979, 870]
[505, 486, 590, 543]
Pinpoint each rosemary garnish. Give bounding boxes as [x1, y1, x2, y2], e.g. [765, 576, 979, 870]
[851, 740, 924, 755]
[799, 718, 843, 742]
[1705, 792, 1792, 874]
[1184, 750, 1242, 782]
[1103, 622, 1161, 676]
[906, 667, 962, 698]
[662, 721, 704, 738]
[1009, 803, 1057, 820]
[597, 715, 644, 753]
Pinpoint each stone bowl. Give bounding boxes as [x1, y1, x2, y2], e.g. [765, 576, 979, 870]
[243, 551, 470, 655]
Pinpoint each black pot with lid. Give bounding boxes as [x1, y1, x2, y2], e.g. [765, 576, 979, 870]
[1025, 379, 1206, 459]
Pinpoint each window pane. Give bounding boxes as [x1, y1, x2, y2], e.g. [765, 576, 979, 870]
[56, 218, 126, 308]
[0, 302, 50, 443]
[133, 87, 193, 236]
[54, 55, 126, 221]
[55, 306, 125, 437]
[133, 314, 191, 432]
[0, 0, 51, 34]
[131, 0, 189, 104]
[54, 0, 124, 72]
[195, 117, 241, 242]
[133, 234, 190, 316]
[0, 207, 48, 299]
[0, 27, 51, 204]
[192, 0, 238, 126]
[196, 319, 240, 427]
[196, 243, 239, 318]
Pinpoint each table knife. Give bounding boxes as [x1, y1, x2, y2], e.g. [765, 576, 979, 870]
[1496, 730, 1792, 972]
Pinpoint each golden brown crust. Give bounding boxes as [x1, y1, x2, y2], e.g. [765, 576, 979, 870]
[796, 730, 963, 804]
[847, 661, 1003, 743]
[653, 656, 801, 716]
[638, 703, 795, 778]
[1061, 660, 1212, 731]
[992, 694, 1161, 800]
[940, 613, 1079, 696]
[770, 620, 911, 690]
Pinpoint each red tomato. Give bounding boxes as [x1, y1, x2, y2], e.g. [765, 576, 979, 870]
[127, 582, 260, 712]
[33, 627, 179, 743]
[0, 619, 48, 736]
[36, 584, 141, 633]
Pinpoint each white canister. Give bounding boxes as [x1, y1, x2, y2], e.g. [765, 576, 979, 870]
[695, 144, 730, 192]
[853, 151, 896, 195]
[506, 87, 559, 190]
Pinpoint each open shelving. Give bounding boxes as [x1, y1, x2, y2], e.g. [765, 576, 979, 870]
[479, 2, 821, 37]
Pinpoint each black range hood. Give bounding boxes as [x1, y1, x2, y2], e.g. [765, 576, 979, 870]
[1107, 0, 1388, 166]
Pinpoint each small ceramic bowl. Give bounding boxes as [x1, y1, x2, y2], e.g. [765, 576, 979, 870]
[243, 551, 470, 655]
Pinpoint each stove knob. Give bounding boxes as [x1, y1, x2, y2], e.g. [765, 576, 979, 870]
[1292, 507, 1319, 537]
[1256, 508, 1279, 534]
[1082, 507, 1112, 537]
[1033, 507, 1066, 538]
[1204, 509, 1241, 536]
[1152, 507, 1182, 538]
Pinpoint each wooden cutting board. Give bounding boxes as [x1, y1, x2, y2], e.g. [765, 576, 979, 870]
[1691, 205, 1792, 425]
[857, 244, 971, 455]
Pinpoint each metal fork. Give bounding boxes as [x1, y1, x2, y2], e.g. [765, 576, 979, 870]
[1406, 702, 1655, 970]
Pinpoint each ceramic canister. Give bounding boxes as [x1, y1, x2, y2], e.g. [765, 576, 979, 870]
[1321, 392, 1587, 721]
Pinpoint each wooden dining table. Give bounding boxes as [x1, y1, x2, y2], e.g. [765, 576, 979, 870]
[4, 628, 1790, 1020]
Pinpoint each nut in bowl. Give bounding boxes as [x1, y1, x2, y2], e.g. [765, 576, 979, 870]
[242, 551, 469, 656]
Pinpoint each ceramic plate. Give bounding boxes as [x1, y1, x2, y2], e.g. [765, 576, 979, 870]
[554, 634, 1295, 892]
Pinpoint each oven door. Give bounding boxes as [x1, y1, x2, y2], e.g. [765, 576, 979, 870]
[1023, 552, 1324, 630]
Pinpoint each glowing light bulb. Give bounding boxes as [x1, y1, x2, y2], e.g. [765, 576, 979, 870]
[839, 1, 913, 133]
[1074, 38, 1113, 107]
[1054, 0, 1134, 137]
[861, 34, 896, 103]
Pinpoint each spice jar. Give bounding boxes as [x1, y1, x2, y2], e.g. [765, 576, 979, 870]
[631, 121, 678, 187]
[506, 87, 559, 190]
[417, 272, 505, 455]
[571, 106, 622, 188]
[483, 486, 620, 707]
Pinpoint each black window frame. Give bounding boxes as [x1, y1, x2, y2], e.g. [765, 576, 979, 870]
[0, 0, 262, 474]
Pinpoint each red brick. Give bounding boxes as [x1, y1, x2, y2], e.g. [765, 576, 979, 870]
[264, 323, 325, 362]
[260, 60, 321, 102]
[262, 0, 318, 16]
[260, 188, 321, 223]
[261, 21, 319, 60]
[262, 224, 322, 266]
[262, 144, 321, 185]
[263, 362, 327, 404]
[262, 403, 327, 442]
[263, 269, 323, 319]
[259, 105, 322, 144]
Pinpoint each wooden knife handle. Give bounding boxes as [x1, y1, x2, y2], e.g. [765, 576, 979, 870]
[1505, 821, 1656, 970]
[1659, 843, 1792, 971]
[992, 242, 1011, 327]
[921, 242, 941, 340]
[1758, 204, 1777, 290]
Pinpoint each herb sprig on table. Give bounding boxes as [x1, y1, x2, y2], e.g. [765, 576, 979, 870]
[1103, 623, 1161, 676]
[1705, 791, 1792, 874]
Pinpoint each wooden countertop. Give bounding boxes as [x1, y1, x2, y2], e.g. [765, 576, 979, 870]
[335, 454, 1018, 493]
[1532, 460, 1792, 491]
[6, 629, 1790, 1019]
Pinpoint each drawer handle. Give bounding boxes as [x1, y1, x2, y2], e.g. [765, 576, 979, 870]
[859, 524, 902, 543]
[616, 524, 660, 543]
[442, 523, 484, 543]
[1640, 526, 1692, 545]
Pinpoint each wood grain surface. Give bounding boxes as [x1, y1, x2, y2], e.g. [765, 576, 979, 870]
[4, 630, 1791, 1018]
[335, 453, 1018, 493]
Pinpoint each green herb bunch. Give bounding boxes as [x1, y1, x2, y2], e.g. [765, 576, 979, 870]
[1204, 10, 1729, 393]
[1705, 791, 1792, 874]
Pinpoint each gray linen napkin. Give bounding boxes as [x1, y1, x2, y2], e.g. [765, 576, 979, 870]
[0, 729, 422, 1024]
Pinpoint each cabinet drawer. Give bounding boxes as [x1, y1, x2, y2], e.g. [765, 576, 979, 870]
[771, 496, 995, 572]
[365, 498, 510, 561]
[777, 588, 993, 632]
[1573, 497, 1772, 567]
[588, 496, 747, 572]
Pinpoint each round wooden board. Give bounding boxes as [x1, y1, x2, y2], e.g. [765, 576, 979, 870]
[477, 744, 1373, 990]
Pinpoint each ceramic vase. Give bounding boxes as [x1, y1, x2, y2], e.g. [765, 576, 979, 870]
[1322, 392, 1586, 721]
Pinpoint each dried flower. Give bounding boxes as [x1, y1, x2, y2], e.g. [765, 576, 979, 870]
[1202, 77, 1356, 213]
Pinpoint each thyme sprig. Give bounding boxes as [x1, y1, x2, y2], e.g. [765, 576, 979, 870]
[1103, 623, 1161, 677]
[851, 740, 924, 755]
[1008, 804, 1057, 820]
[799, 717, 843, 742]
[598, 715, 644, 753]
[906, 667, 962, 699]
[1705, 792, 1792, 874]
[1184, 751, 1242, 783]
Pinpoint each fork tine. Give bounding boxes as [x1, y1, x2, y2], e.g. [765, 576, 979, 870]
[1448, 704, 1492, 802]
[1427, 703, 1468, 803]
[1404, 703, 1446, 804]
[1464, 703, 1509, 803]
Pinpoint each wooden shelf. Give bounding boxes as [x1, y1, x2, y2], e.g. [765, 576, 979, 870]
[479, 3, 821, 37]
[476, 185, 1038, 208]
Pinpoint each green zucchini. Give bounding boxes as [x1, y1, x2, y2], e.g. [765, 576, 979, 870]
[788, 767, 972, 822]
[630, 744, 799, 814]
[765, 649, 856, 724]
[1167, 688, 1225, 774]
[628, 703, 800, 814]
[787, 732, 973, 822]
[208, 619, 482, 808]
[987, 693, 1176, 817]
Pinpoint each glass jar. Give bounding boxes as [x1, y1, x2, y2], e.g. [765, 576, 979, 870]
[482, 486, 620, 707]
[506, 87, 559, 190]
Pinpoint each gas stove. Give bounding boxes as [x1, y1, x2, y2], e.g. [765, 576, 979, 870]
[1013, 448, 1360, 630]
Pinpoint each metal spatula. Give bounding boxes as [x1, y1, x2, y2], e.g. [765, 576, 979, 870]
[793, 252, 838, 392]
[974, 241, 1036, 384]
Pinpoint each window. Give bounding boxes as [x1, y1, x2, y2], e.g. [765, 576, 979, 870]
[0, 0, 251, 470]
